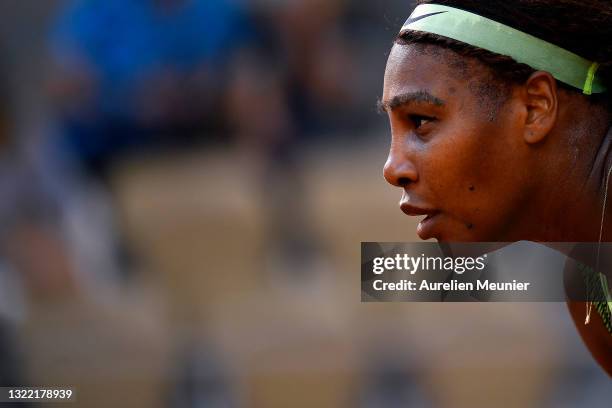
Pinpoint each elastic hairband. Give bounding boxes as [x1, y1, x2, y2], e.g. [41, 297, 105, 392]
[401, 4, 607, 95]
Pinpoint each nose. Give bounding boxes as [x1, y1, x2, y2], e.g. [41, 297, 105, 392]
[383, 144, 418, 187]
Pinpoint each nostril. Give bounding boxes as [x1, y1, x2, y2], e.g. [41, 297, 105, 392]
[397, 177, 411, 187]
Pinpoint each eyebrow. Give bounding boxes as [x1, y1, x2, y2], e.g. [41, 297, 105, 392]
[377, 90, 445, 113]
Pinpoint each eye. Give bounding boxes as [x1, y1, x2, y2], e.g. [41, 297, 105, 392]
[408, 114, 434, 129]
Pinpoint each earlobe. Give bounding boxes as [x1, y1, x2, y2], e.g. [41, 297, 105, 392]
[523, 71, 558, 144]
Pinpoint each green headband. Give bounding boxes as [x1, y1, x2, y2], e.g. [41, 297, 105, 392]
[401, 4, 607, 95]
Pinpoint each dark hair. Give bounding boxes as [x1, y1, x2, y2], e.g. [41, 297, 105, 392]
[398, 0, 612, 107]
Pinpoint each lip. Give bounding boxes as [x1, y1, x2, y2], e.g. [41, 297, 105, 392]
[415, 212, 440, 240]
[399, 202, 438, 217]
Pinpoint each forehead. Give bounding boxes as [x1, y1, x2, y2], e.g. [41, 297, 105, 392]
[383, 43, 474, 103]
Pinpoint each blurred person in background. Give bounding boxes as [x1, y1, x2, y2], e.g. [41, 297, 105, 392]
[47, 0, 249, 181]
[228, 0, 371, 282]
[44, 0, 252, 287]
[0, 59, 65, 405]
[250, 0, 368, 135]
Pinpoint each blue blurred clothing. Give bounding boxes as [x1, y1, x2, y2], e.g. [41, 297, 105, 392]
[50, 0, 247, 118]
[48, 0, 249, 174]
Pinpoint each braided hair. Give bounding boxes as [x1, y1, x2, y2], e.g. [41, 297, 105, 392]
[398, 0, 612, 109]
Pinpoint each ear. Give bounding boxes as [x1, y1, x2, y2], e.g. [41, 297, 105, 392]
[521, 71, 559, 144]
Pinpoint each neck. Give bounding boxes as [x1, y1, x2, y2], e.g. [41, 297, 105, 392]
[534, 126, 612, 243]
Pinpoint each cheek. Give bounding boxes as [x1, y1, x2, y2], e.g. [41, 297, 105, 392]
[420, 127, 489, 198]
[421, 124, 522, 232]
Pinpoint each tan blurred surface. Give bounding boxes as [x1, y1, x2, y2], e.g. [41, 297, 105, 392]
[20, 293, 170, 408]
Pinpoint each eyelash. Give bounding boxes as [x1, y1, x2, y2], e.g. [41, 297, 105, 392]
[408, 114, 434, 129]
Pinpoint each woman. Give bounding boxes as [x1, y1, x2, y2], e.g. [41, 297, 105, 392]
[380, 0, 612, 375]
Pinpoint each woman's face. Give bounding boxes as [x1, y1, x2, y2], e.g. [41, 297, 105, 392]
[381, 43, 536, 242]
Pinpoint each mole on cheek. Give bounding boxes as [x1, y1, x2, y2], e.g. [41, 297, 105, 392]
[467, 223, 474, 230]
[469, 185, 475, 192]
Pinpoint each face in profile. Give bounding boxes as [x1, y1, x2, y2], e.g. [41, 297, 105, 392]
[381, 42, 539, 242]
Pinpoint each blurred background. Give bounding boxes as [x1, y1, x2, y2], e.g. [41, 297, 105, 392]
[0, 0, 610, 407]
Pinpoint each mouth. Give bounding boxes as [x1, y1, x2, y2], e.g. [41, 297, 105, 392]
[399, 198, 440, 240]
